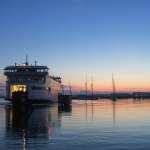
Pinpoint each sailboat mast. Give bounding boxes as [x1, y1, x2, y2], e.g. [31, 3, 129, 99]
[112, 74, 115, 94]
[85, 75, 87, 99]
[111, 74, 117, 100]
[114, 81, 115, 94]
[69, 80, 72, 96]
[91, 76, 93, 97]
[61, 82, 64, 95]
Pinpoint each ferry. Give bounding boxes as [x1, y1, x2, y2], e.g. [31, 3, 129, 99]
[3, 56, 62, 104]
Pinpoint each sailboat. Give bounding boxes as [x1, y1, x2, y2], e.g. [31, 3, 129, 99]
[110, 74, 117, 101]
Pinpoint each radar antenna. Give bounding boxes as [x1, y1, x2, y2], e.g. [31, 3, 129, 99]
[33, 61, 38, 66]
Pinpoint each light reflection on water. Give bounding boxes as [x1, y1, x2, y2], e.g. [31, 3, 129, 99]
[0, 98, 150, 149]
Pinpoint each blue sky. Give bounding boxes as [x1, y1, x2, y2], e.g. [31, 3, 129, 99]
[1, 0, 150, 93]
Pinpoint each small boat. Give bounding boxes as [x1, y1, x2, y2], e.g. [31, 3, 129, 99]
[110, 97, 117, 101]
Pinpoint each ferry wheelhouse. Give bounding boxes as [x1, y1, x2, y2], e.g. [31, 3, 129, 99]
[3, 57, 61, 104]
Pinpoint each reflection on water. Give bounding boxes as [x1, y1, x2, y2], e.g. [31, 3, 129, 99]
[112, 101, 116, 124]
[1, 99, 150, 149]
[5, 104, 72, 149]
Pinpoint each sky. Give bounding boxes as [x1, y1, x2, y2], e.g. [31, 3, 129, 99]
[1, 0, 150, 94]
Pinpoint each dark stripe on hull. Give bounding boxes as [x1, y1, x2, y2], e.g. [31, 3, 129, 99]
[5, 98, 57, 104]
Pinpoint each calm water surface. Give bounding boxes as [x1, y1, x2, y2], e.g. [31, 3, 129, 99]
[0, 98, 150, 149]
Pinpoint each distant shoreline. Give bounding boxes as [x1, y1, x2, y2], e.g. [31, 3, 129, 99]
[72, 92, 150, 99]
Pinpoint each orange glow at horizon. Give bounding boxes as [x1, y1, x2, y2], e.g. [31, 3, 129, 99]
[63, 76, 150, 93]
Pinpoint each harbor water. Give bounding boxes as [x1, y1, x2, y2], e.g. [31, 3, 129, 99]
[0, 98, 150, 149]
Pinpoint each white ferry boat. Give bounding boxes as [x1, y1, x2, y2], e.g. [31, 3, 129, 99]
[3, 56, 61, 104]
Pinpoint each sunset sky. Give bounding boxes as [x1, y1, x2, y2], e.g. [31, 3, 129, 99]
[1, 0, 150, 94]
